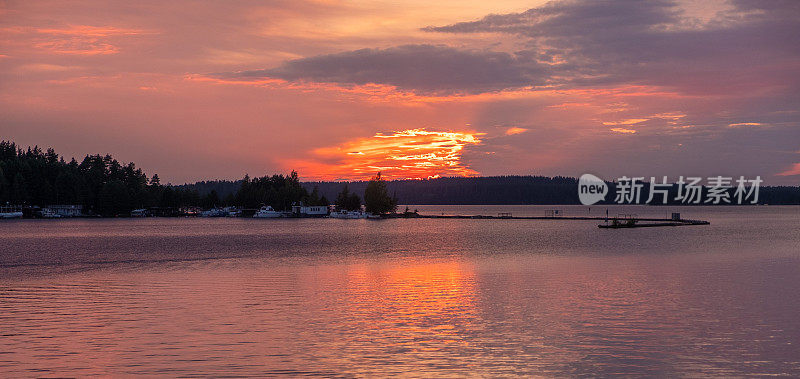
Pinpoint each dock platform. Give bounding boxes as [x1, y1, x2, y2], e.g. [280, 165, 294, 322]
[598, 220, 710, 228]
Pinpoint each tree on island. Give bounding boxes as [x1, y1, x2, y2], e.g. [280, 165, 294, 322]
[0, 140, 202, 215]
[202, 190, 221, 209]
[334, 184, 361, 211]
[304, 185, 329, 207]
[364, 172, 397, 214]
[234, 171, 311, 210]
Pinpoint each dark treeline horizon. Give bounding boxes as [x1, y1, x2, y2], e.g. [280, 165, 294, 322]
[182, 176, 800, 206]
[305, 177, 800, 205]
[0, 141, 323, 216]
[2, 140, 799, 215]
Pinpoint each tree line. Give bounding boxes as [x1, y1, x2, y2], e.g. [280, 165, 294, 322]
[0, 141, 185, 216]
[332, 173, 398, 214]
[0, 141, 328, 216]
[2, 140, 798, 217]
[304, 176, 799, 205]
[184, 175, 799, 205]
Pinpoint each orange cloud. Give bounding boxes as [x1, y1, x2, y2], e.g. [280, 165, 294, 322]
[188, 74, 544, 105]
[777, 163, 800, 176]
[35, 25, 145, 37]
[602, 118, 649, 126]
[284, 128, 484, 180]
[505, 127, 528, 135]
[29, 25, 151, 55]
[547, 102, 593, 109]
[728, 122, 764, 128]
[651, 111, 686, 120]
[610, 127, 637, 134]
[193, 72, 700, 113]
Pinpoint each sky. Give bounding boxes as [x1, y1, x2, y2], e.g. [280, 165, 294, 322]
[0, 0, 798, 184]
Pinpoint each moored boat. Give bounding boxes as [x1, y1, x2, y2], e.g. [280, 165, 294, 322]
[253, 205, 282, 218]
[0, 211, 23, 219]
[0, 206, 23, 219]
[41, 208, 62, 218]
[200, 208, 227, 217]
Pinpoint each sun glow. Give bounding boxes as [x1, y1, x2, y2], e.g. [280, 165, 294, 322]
[284, 128, 484, 180]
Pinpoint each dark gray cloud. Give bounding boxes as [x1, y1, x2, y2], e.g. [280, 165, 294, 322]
[214, 0, 799, 97]
[217, 44, 548, 94]
[427, 0, 800, 93]
[427, 0, 680, 39]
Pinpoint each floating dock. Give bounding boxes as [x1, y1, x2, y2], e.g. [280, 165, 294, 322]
[598, 219, 710, 229]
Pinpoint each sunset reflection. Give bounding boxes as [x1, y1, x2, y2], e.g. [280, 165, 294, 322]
[343, 261, 477, 344]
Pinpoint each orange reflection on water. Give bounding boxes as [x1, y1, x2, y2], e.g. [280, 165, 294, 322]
[342, 261, 477, 347]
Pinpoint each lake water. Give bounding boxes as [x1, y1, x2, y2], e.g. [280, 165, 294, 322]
[1, 205, 799, 376]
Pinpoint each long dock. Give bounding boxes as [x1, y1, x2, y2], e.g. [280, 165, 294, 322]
[403, 213, 710, 228]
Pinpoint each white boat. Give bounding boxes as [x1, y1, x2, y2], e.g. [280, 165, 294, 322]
[41, 208, 62, 218]
[253, 205, 282, 218]
[329, 210, 368, 219]
[200, 208, 227, 217]
[130, 209, 149, 217]
[0, 211, 23, 219]
[0, 206, 23, 219]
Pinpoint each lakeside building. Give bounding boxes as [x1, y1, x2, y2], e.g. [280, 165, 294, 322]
[291, 203, 329, 217]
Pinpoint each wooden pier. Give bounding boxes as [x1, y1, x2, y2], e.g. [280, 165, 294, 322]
[402, 212, 710, 228]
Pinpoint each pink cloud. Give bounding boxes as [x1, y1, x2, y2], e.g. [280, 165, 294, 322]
[505, 127, 528, 135]
[777, 163, 800, 176]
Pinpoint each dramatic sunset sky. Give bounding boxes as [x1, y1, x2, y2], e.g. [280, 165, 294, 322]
[1, 0, 798, 183]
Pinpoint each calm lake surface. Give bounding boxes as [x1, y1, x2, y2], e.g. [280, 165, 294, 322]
[1, 205, 799, 376]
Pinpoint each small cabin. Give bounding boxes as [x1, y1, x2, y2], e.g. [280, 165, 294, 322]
[291, 203, 329, 217]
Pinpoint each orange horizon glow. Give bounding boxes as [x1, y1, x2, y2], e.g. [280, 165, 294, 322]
[284, 128, 484, 181]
